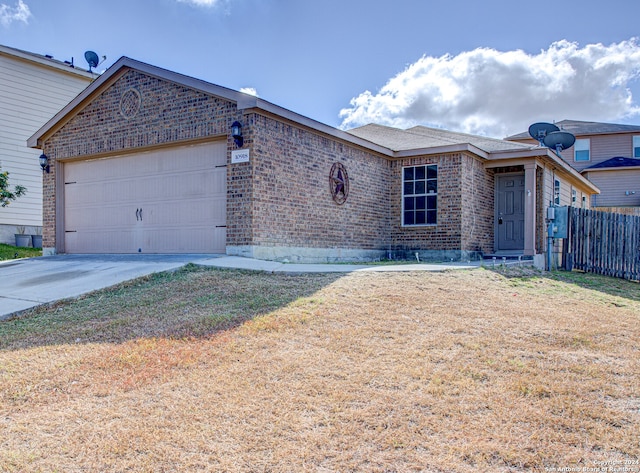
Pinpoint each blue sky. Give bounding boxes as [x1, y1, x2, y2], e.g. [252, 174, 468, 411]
[2, 0, 640, 137]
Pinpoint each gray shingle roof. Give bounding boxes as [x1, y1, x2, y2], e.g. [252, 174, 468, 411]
[506, 120, 640, 140]
[584, 156, 640, 170]
[347, 124, 532, 153]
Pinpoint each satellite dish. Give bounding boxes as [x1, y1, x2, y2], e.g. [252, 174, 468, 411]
[528, 122, 560, 146]
[84, 51, 100, 72]
[543, 130, 576, 155]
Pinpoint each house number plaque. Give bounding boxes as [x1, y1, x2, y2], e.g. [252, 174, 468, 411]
[329, 162, 349, 205]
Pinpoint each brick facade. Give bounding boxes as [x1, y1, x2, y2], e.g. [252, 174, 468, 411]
[34, 61, 593, 262]
[41, 69, 241, 250]
[388, 153, 494, 259]
[235, 113, 392, 254]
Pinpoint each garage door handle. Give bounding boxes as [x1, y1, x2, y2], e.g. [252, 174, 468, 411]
[136, 208, 143, 221]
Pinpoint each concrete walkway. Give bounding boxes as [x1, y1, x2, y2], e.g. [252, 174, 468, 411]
[0, 254, 480, 320]
[201, 255, 480, 273]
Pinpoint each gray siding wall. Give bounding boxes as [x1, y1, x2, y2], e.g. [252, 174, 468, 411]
[585, 169, 640, 207]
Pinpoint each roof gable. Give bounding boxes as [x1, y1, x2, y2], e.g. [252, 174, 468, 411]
[28, 56, 251, 148]
[28, 56, 392, 155]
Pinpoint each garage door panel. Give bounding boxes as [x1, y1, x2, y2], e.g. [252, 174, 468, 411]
[65, 229, 138, 253]
[142, 198, 225, 226]
[65, 205, 134, 229]
[64, 142, 227, 254]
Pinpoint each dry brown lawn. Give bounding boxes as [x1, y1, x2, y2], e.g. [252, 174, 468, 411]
[0, 265, 638, 472]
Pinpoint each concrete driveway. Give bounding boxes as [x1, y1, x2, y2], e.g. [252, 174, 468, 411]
[0, 254, 218, 320]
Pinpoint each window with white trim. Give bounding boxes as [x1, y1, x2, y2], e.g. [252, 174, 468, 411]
[554, 179, 561, 205]
[403, 165, 437, 226]
[633, 136, 640, 158]
[574, 139, 590, 161]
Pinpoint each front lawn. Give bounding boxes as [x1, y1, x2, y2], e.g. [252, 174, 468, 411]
[1, 266, 638, 471]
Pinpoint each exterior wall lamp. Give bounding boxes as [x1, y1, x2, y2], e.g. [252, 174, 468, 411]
[231, 121, 243, 148]
[39, 153, 50, 173]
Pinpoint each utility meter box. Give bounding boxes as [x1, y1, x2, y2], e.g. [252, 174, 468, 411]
[552, 206, 569, 238]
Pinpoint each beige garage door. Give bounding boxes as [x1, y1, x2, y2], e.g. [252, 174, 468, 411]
[64, 141, 227, 254]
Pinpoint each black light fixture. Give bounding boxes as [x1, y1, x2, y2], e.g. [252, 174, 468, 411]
[39, 153, 50, 173]
[231, 121, 243, 148]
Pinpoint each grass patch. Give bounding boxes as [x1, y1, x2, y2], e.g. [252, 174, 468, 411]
[1, 266, 638, 471]
[0, 243, 41, 261]
[492, 265, 640, 305]
[0, 265, 337, 348]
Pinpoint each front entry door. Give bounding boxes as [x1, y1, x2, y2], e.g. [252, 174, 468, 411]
[496, 174, 525, 251]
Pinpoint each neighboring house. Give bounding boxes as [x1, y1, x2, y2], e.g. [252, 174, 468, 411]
[28, 57, 598, 264]
[0, 44, 95, 245]
[506, 120, 640, 209]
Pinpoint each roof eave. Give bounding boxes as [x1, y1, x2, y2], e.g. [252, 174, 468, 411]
[239, 99, 394, 157]
[0, 44, 96, 80]
[489, 147, 600, 194]
[28, 56, 250, 149]
[583, 165, 640, 173]
[392, 143, 489, 159]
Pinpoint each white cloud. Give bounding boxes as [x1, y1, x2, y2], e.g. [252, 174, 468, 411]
[176, 0, 224, 6]
[0, 0, 31, 26]
[339, 39, 640, 138]
[240, 87, 258, 96]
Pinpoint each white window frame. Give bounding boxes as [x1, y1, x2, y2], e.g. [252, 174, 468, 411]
[633, 135, 640, 158]
[554, 179, 561, 205]
[402, 164, 437, 226]
[574, 139, 590, 162]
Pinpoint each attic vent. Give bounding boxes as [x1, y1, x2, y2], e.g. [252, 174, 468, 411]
[119, 88, 141, 119]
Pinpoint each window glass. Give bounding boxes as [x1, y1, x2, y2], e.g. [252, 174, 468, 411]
[554, 179, 561, 205]
[404, 167, 414, 180]
[633, 136, 640, 158]
[574, 139, 590, 161]
[404, 182, 414, 195]
[402, 165, 437, 226]
[404, 197, 414, 211]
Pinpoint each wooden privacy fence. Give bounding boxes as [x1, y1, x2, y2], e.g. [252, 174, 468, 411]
[563, 207, 640, 281]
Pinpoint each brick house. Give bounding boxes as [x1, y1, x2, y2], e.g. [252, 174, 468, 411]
[28, 57, 598, 263]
